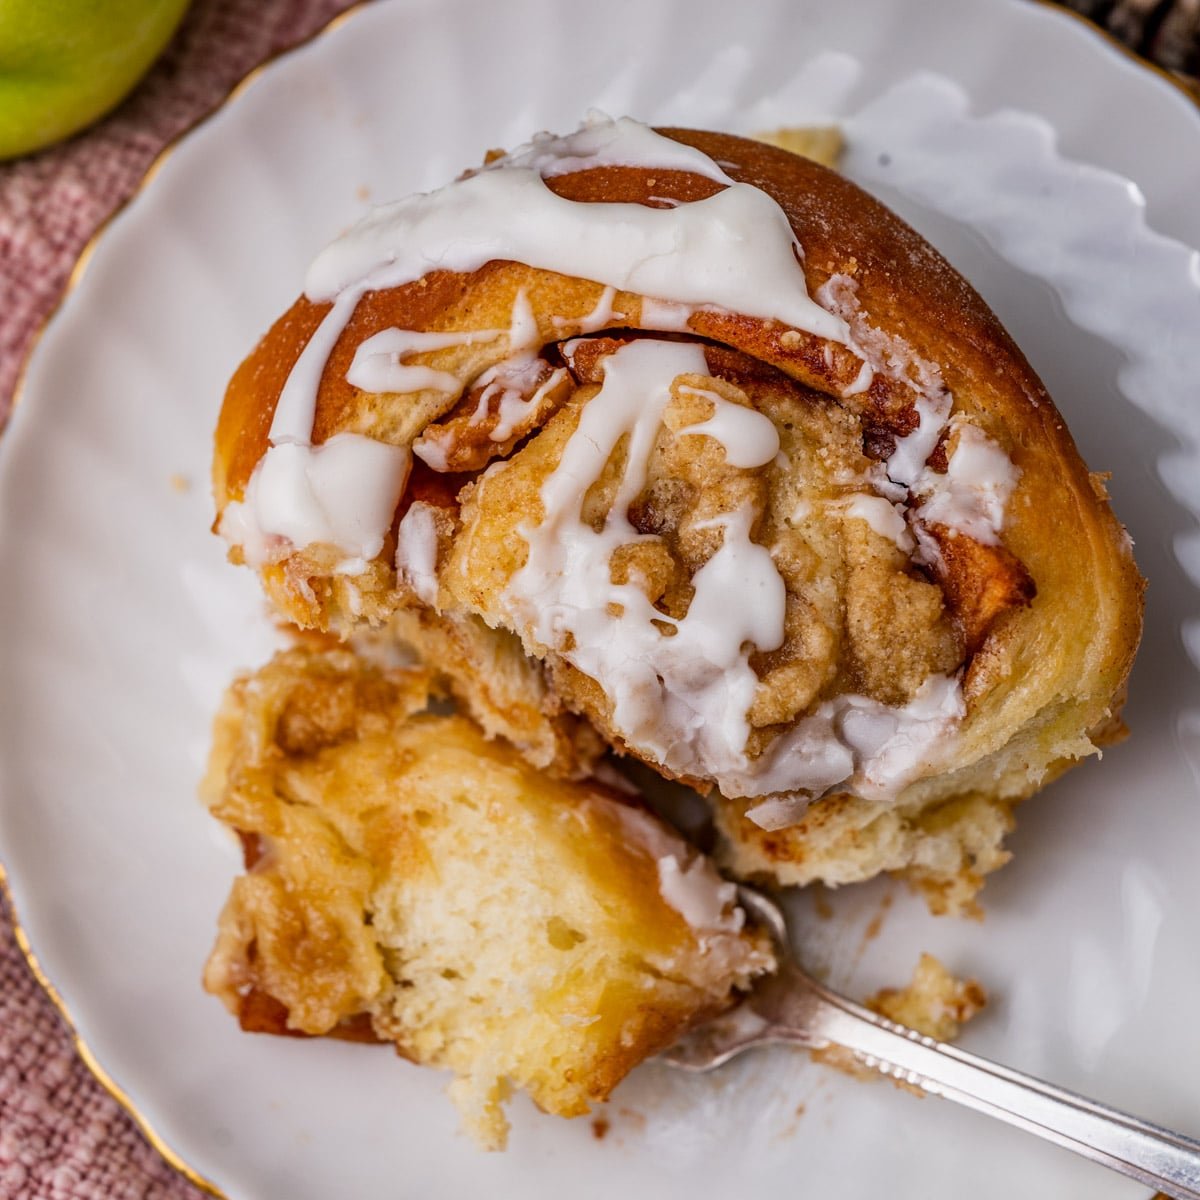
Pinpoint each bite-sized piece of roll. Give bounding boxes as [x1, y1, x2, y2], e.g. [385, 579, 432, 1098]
[212, 115, 1144, 909]
[203, 645, 773, 1150]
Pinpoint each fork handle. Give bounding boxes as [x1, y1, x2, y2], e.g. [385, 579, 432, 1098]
[790, 972, 1200, 1199]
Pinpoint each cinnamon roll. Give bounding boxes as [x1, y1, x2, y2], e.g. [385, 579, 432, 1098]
[212, 114, 1143, 912]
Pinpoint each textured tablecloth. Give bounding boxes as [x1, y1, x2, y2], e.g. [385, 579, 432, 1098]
[0, 1, 1196, 1197]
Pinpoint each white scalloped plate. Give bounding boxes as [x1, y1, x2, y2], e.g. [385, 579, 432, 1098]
[2, 1, 1199, 1197]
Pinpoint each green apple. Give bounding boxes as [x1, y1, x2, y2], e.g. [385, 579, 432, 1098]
[0, 0, 190, 160]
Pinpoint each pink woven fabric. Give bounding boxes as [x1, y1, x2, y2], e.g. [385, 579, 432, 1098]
[0, 5, 357, 1197]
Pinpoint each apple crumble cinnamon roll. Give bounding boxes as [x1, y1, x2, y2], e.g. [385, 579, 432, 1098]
[211, 116, 1142, 910]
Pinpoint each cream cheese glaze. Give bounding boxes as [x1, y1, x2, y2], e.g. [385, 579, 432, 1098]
[395, 501, 440, 606]
[656, 855, 744, 933]
[496, 112, 737, 185]
[606, 801, 745, 938]
[502, 336, 965, 804]
[916, 417, 1019, 545]
[219, 433, 409, 565]
[347, 327, 506, 396]
[554, 284, 623, 333]
[463, 289, 572, 444]
[676, 385, 781, 468]
[814, 271, 1020, 548]
[504, 339, 785, 791]
[840, 493, 915, 552]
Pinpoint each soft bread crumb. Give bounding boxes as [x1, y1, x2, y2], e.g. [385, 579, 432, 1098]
[716, 788, 1015, 918]
[203, 645, 773, 1149]
[812, 953, 986, 1084]
[868, 952, 987, 1041]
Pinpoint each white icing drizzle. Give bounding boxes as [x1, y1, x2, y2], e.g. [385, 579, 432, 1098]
[916, 417, 1019, 545]
[221, 434, 410, 567]
[865, 460, 909, 504]
[216, 495, 283, 567]
[816, 272, 1019, 543]
[656, 856, 744, 933]
[395, 501, 440, 605]
[302, 174, 851, 375]
[676, 386, 781, 468]
[494, 112, 736, 185]
[460, 355, 568, 445]
[503, 337, 961, 804]
[888, 389, 954, 487]
[552, 284, 624, 333]
[347, 326, 504, 395]
[269, 288, 361, 444]
[410, 437, 448, 472]
[639, 297, 694, 331]
[605, 802, 745, 938]
[843, 358, 875, 397]
[506, 286, 539, 349]
[840, 493, 915, 553]
[504, 339, 786, 792]
[227, 291, 548, 562]
[464, 289, 570, 444]
[304, 121, 853, 339]
[739, 673, 965, 814]
[493, 367, 570, 443]
[466, 357, 544, 427]
[816, 271, 953, 487]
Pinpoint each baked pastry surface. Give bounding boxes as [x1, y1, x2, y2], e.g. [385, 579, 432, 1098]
[211, 117, 1143, 907]
[203, 644, 772, 1148]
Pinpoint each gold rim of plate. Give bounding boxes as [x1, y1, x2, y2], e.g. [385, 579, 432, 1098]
[0, 1, 1196, 1196]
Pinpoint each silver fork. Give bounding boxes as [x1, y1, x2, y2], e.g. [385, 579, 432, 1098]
[663, 887, 1200, 1199]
